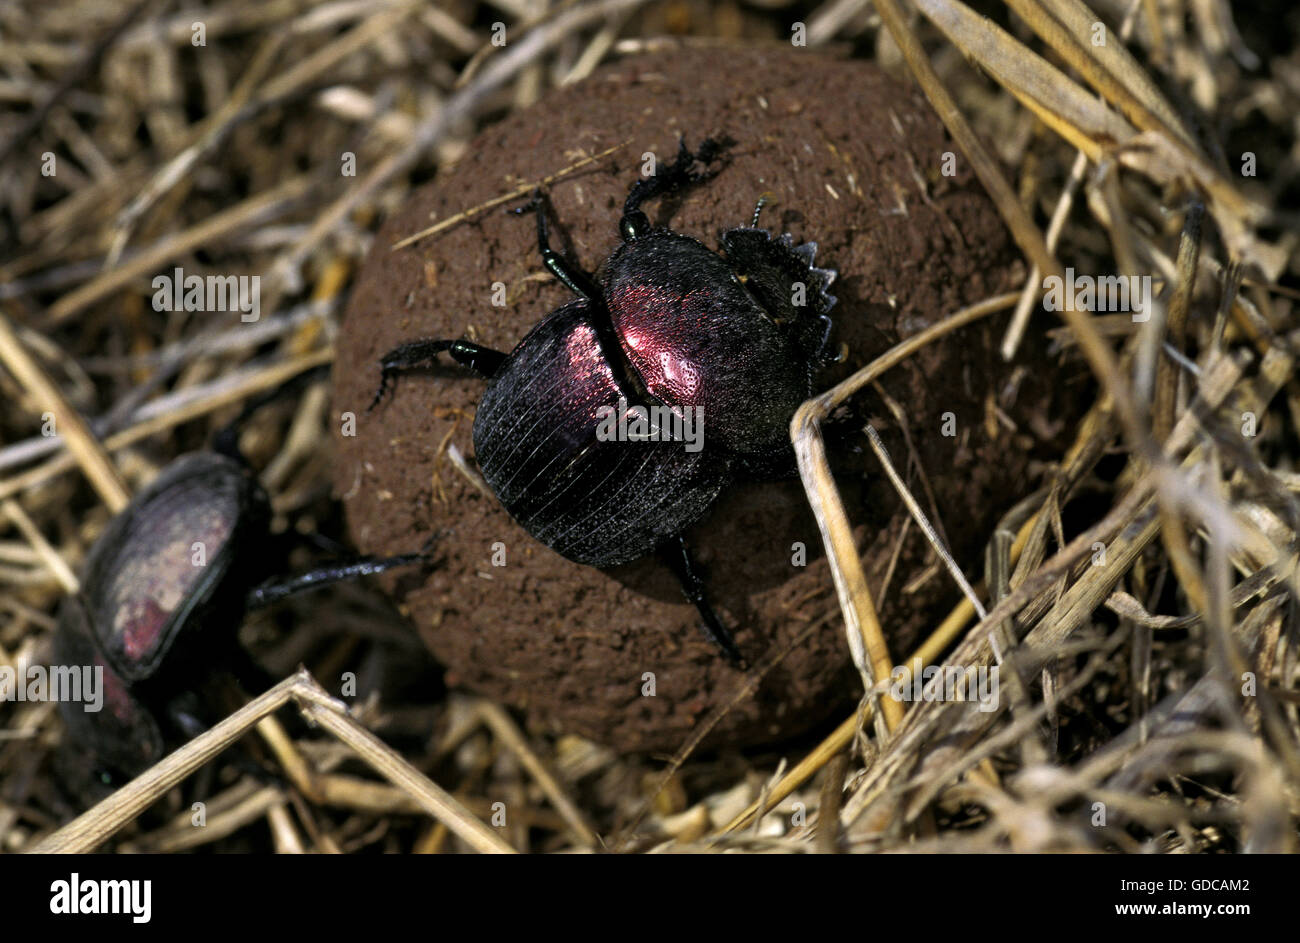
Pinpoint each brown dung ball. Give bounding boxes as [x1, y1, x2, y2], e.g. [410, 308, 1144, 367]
[333, 45, 1054, 752]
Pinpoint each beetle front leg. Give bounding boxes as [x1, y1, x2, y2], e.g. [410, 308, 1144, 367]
[512, 193, 602, 301]
[214, 364, 330, 460]
[662, 535, 745, 667]
[370, 338, 506, 410]
[511, 192, 663, 404]
[620, 137, 726, 240]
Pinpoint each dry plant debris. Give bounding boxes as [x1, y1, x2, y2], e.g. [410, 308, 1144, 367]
[0, 0, 1297, 854]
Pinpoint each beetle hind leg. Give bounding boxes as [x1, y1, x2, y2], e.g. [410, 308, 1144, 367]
[370, 338, 506, 410]
[662, 536, 746, 667]
[245, 536, 437, 610]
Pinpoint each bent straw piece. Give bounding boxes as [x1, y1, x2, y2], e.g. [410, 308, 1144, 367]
[29, 672, 311, 853]
[28, 669, 515, 854]
[730, 295, 1021, 834]
[290, 680, 516, 854]
[729, 328, 1241, 835]
[794, 410, 898, 731]
[790, 294, 1021, 733]
[791, 295, 1021, 712]
[718, 512, 1037, 835]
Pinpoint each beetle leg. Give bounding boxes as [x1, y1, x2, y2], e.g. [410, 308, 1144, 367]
[245, 538, 436, 610]
[511, 193, 663, 404]
[213, 363, 331, 460]
[370, 338, 507, 409]
[620, 137, 726, 240]
[662, 536, 745, 667]
[163, 692, 210, 741]
[512, 192, 603, 300]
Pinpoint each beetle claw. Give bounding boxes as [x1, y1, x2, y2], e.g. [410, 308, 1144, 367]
[508, 188, 546, 216]
[368, 370, 394, 412]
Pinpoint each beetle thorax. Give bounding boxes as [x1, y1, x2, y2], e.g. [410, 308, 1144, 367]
[602, 230, 818, 461]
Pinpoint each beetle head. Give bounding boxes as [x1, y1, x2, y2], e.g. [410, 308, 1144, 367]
[720, 227, 837, 364]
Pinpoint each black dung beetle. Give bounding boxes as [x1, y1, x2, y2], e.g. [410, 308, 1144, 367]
[52, 384, 432, 795]
[371, 139, 836, 664]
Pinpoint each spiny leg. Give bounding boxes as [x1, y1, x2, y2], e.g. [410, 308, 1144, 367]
[370, 338, 506, 410]
[245, 539, 436, 610]
[662, 535, 745, 666]
[620, 137, 725, 241]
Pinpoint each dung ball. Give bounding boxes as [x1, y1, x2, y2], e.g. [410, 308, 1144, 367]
[333, 46, 1064, 752]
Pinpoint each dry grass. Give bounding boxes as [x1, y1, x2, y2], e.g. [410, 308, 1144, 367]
[1, 0, 1298, 853]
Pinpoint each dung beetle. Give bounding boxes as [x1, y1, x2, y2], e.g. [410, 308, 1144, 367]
[371, 139, 836, 665]
[52, 380, 432, 795]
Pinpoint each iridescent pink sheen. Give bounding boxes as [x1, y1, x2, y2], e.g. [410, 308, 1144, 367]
[608, 283, 706, 407]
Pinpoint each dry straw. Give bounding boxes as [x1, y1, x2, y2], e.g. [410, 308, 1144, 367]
[1, 0, 1296, 854]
